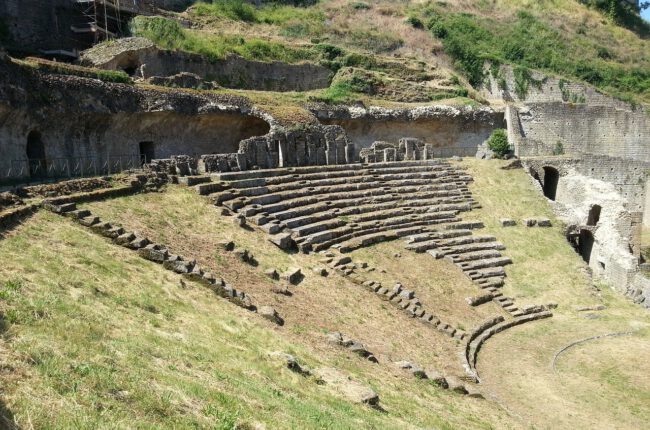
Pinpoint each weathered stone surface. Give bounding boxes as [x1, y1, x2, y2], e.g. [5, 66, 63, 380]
[259, 306, 284, 325]
[268, 351, 311, 376]
[537, 218, 552, 227]
[282, 267, 303, 285]
[523, 218, 537, 227]
[327, 331, 344, 345]
[446, 376, 469, 394]
[218, 240, 235, 251]
[269, 233, 294, 250]
[313, 367, 380, 407]
[265, 268, 279, 280]
[138, 244, 169, 263]
[500, 218, 516, 227]
[425, 370, 448, 388]
[313, 267, 329, 277]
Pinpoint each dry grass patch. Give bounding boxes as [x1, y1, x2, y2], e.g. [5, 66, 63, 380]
[0, 211, 515, 429]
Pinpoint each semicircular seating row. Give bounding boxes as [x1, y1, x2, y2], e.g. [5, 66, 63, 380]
[203, 160, 485, 253]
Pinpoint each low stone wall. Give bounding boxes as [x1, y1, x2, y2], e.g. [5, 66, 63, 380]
[81, 38, 333, 92]
[314, 105, 503, 158]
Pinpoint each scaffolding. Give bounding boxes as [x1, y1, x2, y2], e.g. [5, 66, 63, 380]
[71, 1, 158, 44]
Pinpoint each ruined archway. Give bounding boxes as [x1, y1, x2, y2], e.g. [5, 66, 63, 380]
[542, 166, 559, 201]
[26, 130, 46, 177]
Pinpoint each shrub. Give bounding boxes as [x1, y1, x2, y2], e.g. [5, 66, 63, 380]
[406, 16, 424, 29]
[487, 129, 510, 158]
[351, 2, 371, 10]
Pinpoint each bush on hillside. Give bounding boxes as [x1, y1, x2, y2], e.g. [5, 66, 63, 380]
[487, 129, 510, 158]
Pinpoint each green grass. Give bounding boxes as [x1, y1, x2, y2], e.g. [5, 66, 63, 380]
[418, 6, 650, 103]
[130, 16, 317, 63]
[0, 211, 514, 429]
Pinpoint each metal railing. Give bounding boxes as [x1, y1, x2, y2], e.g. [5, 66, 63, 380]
[0, 155, 145, 187]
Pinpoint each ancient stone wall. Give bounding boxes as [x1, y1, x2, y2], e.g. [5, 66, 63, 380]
[0, 54, 272, 179]
[314, 105, 503, 159]
[524, 156, 650, 299]
[483, 65, 650, 161]
[81, 38, 333, 92]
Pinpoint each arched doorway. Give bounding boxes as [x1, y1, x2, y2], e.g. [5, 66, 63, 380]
[587, 205, 602, 226]
[578, 229, 595, 264]
[139, 141, 155, 164]
[542, 166, 559, 201]
[26, 130, 46, 177]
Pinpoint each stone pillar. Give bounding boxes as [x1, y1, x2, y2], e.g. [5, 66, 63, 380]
[423, 144, 434, 160]
[345, 143, 355, 164]
[295, 137, 307, 166]
[384, 148, 396, 162]
[236, 153, 247, 171]
[335, 139, 346, 164]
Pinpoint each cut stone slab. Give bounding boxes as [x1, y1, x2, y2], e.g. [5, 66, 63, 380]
[265, 268, 279, 280]
[218, 240, 235, 251]
[282, 267, 303, 285]
[268, 351, 310, 376]
[500, 218, 516, 227]
[327, 331, 344, 345]
[523, 218, 537, 227]
[269, 233, 294, 250]
[259, 306, 284, 325]
[313, 367, 380, 407]
[537, 218, 552, 227]
[138, 244, 169, 263]
[425, 370, 448, 388]
[313, 267, 328, 277]
[446, 376, 469, 394]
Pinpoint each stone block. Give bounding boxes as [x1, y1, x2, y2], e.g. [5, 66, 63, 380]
[282, 267, 302, 285]
[500, 218, 516, 227]
[523, 218, 537, 227]
[537, 218, 552, 227]
[265, 268, 280, 280]
[269, 233, 294, 250]
[259, 306, 283, 325]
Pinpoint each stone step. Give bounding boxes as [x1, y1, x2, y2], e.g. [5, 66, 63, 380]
[280, 197, 469, 229]
[239, 180, 462, 207]
[313, 216, 463, 253]
[246, 185, 469, 215]
[438, 241, 506, 255]
[435, 235, 497, 247]
[214, 160, 451, 182]
[223, 182, 467, 212]
[448, 250, 503, 263]
[475, 277, 505, 289]
[458, 257, 513, 271]
[248, 170, 466, 194]
[265, 191, 471, 221]
[178, 175, 212, 186]
[467, 267, 507, 280]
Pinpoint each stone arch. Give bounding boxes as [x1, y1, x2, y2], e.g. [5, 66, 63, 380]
[139, 141, 155, 164]
[587, 204, 602, 226]
[542, 166, 559, 201]
[26, 130, 47, 177]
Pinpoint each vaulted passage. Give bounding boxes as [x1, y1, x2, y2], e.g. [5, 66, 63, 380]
[542, 166, 559, 201]
[26, 130, 46, 177]
[587, 204, 602, 226]
[578, 229, 595, 264]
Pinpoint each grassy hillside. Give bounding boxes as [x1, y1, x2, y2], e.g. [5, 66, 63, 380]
[128, 0, 650, 105]
[1, 161, 649, 428]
